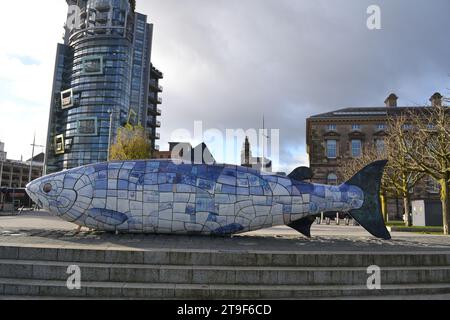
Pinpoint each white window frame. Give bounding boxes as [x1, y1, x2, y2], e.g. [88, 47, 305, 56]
[351, 140, 362, 158]
[326, 140, 337, 159]
[77, 117, 98, 136]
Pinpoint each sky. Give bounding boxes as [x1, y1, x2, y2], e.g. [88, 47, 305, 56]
[0, 0, 449, 173]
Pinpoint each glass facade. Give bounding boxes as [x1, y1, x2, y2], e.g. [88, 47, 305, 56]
[45, 0, 163, 173]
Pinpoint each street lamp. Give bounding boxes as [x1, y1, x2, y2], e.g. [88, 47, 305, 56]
[28, 133, 45, 183]
[107, 109, 114, 161]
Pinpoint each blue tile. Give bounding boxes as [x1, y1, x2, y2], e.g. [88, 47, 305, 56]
[207, 213, 218, 222]
[94, 163, 108, 172]
[95, 180, 107, 190]
[134, 161, 146, 171]
[237, 187, 249, 195]
[283, 205, 292, 214]
[295, 183, 314, 194]
[213, 223, 244, 235]
[250, 187, 264, 195]
[159, 184, 173, 192]
[314, 185, 326, 198]
[222, 185, 236, 194]
[196, 198, 215, 211]
[118, 180, 128, 190]
[186, 205, 196, 215]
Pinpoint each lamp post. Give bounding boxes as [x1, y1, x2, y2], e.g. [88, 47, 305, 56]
[261, 115, 270, 173]
[28, 133, 45, 183]
[107, 109, 114, 161]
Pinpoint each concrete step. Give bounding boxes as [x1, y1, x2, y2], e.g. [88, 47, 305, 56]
[1, 245, 450, 267]
[1, 277, 450, 299]
[1, 259, 450, 286]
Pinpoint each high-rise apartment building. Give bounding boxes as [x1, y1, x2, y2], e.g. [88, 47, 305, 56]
[45, 0, 163, 173]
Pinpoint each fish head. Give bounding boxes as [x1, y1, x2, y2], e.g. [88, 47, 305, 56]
[26, 169, 84, 218]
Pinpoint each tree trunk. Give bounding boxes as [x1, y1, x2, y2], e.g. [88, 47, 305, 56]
[380, 193, 388, 222]
[440, 179, 449, 236]
[403, 193, 412, 227]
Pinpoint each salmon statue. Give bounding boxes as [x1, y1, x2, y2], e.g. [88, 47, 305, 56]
[26, 160, 391, 239]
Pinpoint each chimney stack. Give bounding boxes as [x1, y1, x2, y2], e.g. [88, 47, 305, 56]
[384, 93, 398, 108]
[429, 92, 443, 107]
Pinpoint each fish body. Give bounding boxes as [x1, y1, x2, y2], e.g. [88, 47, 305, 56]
[26, 160, 391, 239]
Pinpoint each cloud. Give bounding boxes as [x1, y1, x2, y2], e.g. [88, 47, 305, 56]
[1, 0, 449, 173]
[140, 0, 450, 172]
[0, 0, 67, 160]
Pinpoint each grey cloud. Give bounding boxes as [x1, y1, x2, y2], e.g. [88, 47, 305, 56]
[139, 0, 450, 172]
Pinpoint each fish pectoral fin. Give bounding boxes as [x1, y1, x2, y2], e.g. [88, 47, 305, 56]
[88, 208, 128, 226]
[288, 216, 316, 238]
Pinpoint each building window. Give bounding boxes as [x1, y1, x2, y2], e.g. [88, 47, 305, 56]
[327, 173, 338, 185]
[77, 118, 98, 136]
[55, 135, 65, 155]
[61, 89, 74, 109]
[351, 140, 362, 158]
[375, 139, 385, 154]
[326, 140, 337, 159]
[376, 123, 386, 131]
[351, 124, 361, 131]
[327, 124, 337, 132]
[427, 177, 440, 194]
[402, 124, 412, 131]
[81, 56, 104, 75]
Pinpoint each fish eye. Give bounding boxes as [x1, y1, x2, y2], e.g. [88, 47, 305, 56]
[43, 183, 53, 193]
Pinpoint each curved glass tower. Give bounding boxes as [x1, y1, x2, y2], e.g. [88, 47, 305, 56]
[45, 0, 163, 173]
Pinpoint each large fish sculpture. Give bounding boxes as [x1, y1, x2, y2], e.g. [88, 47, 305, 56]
[26, 160, 391, 240]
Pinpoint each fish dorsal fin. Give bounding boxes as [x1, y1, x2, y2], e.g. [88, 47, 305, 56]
[288, 167, 314, 181]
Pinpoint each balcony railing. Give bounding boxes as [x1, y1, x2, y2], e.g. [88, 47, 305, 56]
[95, 1, 111, 11]
[155, 133, 160, 139]
[96, 12, 108, 23]
[157, 108, 162, 116]
[148, 95, 162, 105]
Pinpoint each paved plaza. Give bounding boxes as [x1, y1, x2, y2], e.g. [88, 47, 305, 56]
[0, 211, 449, 253]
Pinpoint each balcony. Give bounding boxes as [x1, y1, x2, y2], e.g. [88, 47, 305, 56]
[154, 145, 160, 151]
[94, 28, 107, 34]
[148, 95, 162, 105]
[149, 80, 163, 92]
[147, 119, 161, 128]
[157, 108, 162, 116]
[155, 133, 160, 139]
[95, 1, 111, 12]
[96, 12, 108, 23]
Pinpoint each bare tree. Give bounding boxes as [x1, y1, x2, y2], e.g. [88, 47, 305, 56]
[390, 107, 450, 234]
[339, 136, 423, 225]
[385, 119, 424, 226]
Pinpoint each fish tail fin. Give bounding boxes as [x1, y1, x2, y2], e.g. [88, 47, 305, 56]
[345, 160, 391, 240]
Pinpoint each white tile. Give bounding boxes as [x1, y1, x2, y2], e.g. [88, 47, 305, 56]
[117, 200, 130, 213]
[160, 193, 174, 203]
[159, 209, 173, 221]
